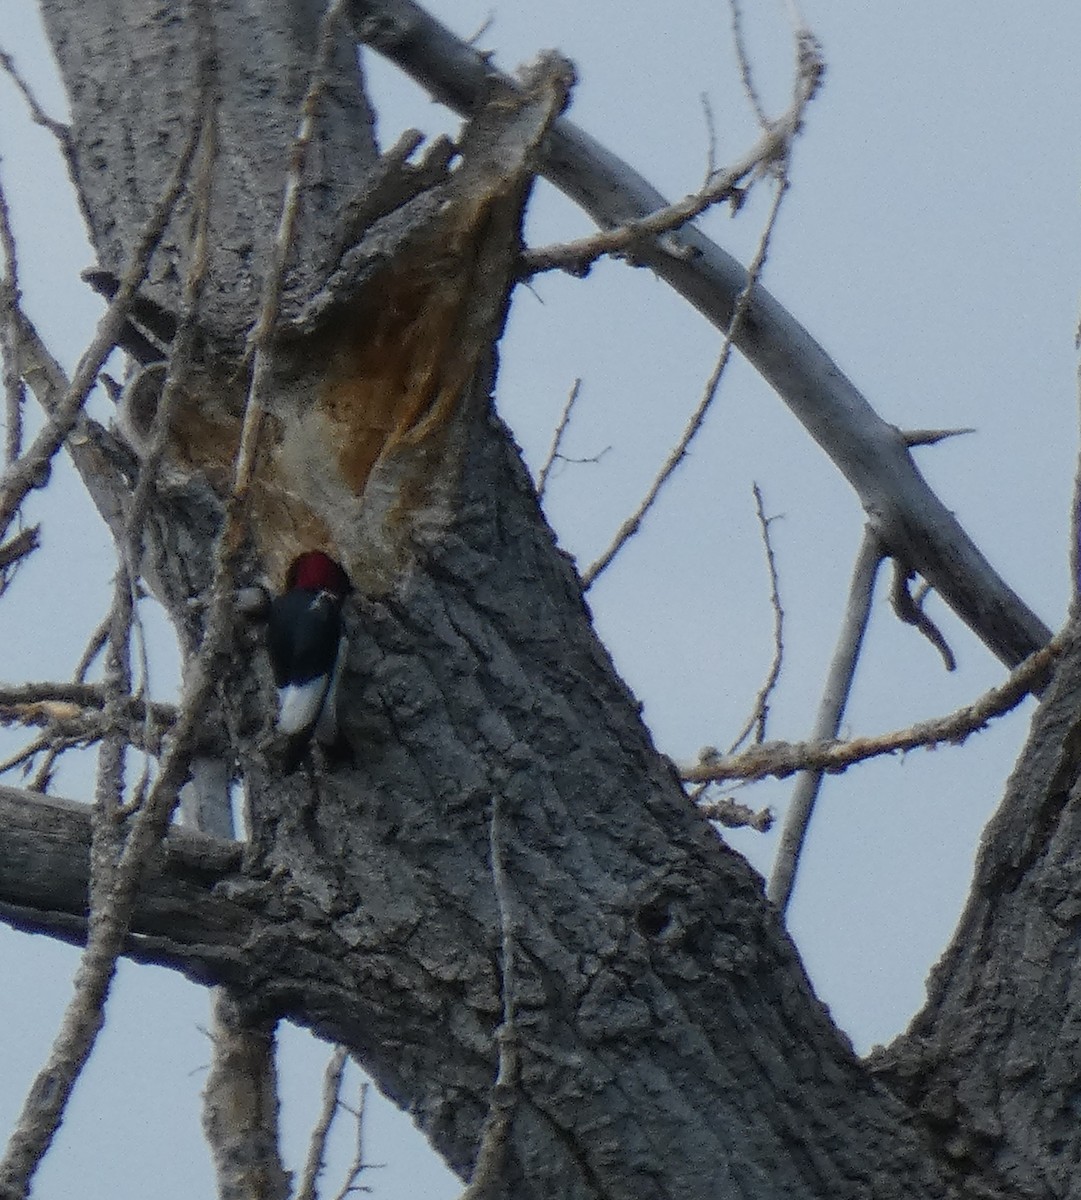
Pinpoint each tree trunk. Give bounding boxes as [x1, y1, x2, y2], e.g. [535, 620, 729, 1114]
[8, 2, 1072, 1198]
[872, 615, 1081, 1200]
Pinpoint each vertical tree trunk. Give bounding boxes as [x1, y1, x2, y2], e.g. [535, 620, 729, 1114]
[873, 616, 1081, 1199]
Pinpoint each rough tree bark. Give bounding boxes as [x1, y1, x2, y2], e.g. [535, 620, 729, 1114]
[2, 2, 1077, 1199]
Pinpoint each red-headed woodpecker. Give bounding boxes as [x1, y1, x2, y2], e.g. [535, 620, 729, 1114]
[266, 551, 351, 754]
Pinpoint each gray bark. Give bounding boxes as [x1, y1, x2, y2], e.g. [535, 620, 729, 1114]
[2, 1, 1074, 1198]
[40, 0, 378, 347]
[870, 617, 1081, 1200]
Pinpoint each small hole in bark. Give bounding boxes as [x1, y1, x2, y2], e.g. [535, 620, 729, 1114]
[636, 903, 669, 938]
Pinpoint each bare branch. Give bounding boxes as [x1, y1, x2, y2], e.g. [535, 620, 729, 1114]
[728, 483, 785, 751]
[696, 793, 773, 832]
[535, 378, 581, 499]
[522, 26, 820, 280]
[201, 994, 290, 1200]
[683, 633, 1065, 786]
[699, 92, 719, 184]
[0, 681, 175, 727]
[582, 177, 789, 588]
[330, 1080, 377, 1200]
[296, 1046, 349, 1200]
[196, 12, 357, 1196]
[0, 733, 51, 777]
[9, 313, 130, 543]
[0, 524, 38, 579]
[0, 77, 212, 1193]
[28, 742, 66, 794]
[459, 790, 520, 1200]
[0, 46, 74, 151]
[521, 111, 795, 280]
[767, 529, 883, 911]
[0, 160, 25, 466]
[727, 0, 770, 129]
[73, 616, 112, 684]
[464, 13, 495, 48]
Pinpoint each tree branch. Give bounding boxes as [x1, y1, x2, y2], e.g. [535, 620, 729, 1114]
[0, 785, 248, 975]
[0, 118, 201, 545]
[684, 632, 1064, 786]
[767, 528, 882, 911]
[728, 482, 787, 753]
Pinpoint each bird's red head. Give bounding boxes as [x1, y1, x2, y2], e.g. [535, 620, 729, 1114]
[285, 551, 351, 596]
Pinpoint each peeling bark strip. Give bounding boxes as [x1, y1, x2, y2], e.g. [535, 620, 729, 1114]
[243, 59, 578, 590]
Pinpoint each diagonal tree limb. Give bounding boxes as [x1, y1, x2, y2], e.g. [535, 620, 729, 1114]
[295, 1046, 349, 1200]
[0, 162, 25, 468]
[767, 528, 883, 912]
[684, 630, 1064, 787]
[349, 0, 1052, 672]
[8, 311, 133, 544]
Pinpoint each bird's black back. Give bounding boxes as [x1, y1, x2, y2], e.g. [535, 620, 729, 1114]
[267, 590, 343, 688]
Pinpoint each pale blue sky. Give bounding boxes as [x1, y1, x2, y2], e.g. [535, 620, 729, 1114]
[2, 3, 1079, 1196]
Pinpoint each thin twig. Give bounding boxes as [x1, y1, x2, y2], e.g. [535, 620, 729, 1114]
[683, 632, 1064, 786]
[331, 1080, 378, 1200]
[0, 117, 202, 543]
[728, 0, 769, 129]
[523, 127, 770, 278]
[0, 733, 49, 777]
[296, 1046, 349, 1200]
[0, 47, 74, 149]
[767, 529, 883, 911]
[536, 378, 581, 500]
[581, 175, 789, 589]
[459, 790, 519, 1200]
[73, 616, 113, 683]
[29, 741, 66, 793]
[700, 93, 719, 184]
[903, 427, 975, 448]
[728, 484, 785, 751]
[0, 160, 25, 465]
[0, 45, 91, 237]
[1074, 359, 1081, 603]
[464, 13, 495, 47]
